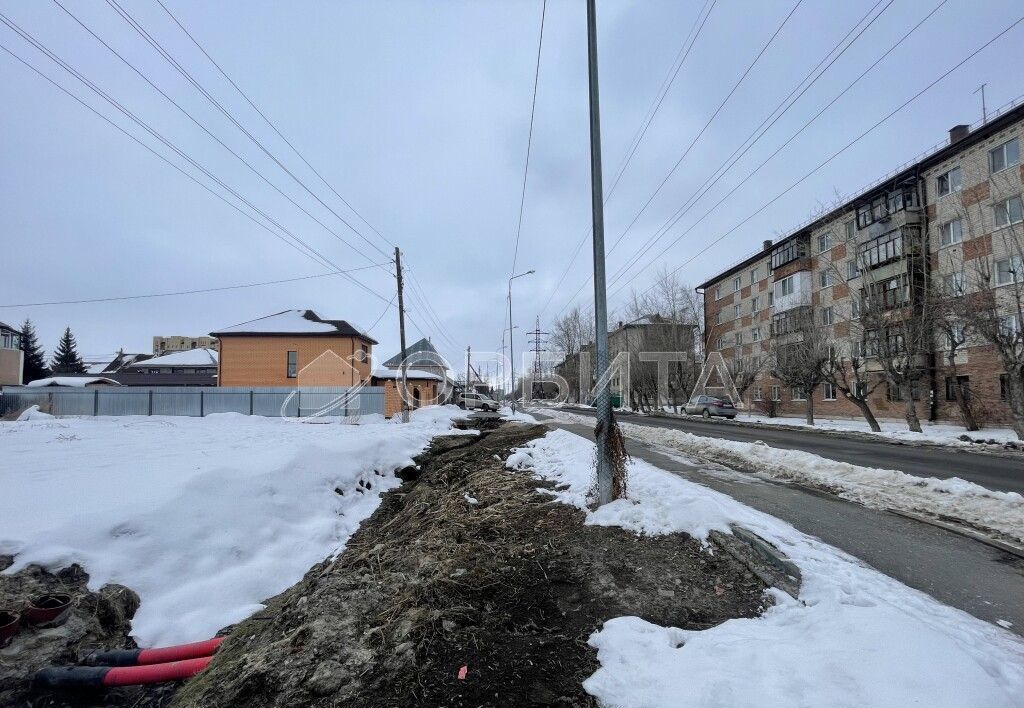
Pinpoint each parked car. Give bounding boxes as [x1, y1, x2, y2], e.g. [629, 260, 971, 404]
[457, 392, 499, 412]
[684, 395, 736, 419]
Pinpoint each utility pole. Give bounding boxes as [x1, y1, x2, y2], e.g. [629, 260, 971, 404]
[526, 316, 549, 399]
[465, 346, 472, 397]
[586, 0, 614, 505]
[507, 270, 534, 413]
[394, 247, 410, 423]
[974, 83, 987, 122]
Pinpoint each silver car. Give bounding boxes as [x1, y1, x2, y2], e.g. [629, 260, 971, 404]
[458, 392, 499, 412]
[685, 395, 737, 419]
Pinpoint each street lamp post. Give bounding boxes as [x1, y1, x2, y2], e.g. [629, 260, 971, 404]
[508, 270, 535, 413]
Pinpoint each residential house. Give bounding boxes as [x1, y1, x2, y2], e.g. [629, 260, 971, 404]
[370, 368, 443, 416]
[118, 348, 218, 386]
[26, 376, 119, 388]
[0, 322, 23, 386]
[152, 335, 219, 355]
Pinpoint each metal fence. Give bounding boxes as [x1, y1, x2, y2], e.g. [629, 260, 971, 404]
[0, 386, 385, 419]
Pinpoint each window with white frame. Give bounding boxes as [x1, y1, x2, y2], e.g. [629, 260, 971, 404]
[715, 285, 723, 300]
[734, 304, 741, 318]
[999, 314, 1021, 337]
[768, 291, 775, 306]
[821, 306, 834, 325]
[779, 275, 795, 296]
[752, 295, 760, 312]
[845, 220, 855, 239]
[996, 256, 1023, 285]
[791, 386, 806, 401]
[733, 276, 742, 292]
[936, 166, 962, 196]
[715, 310, 724, 325]
[942, 271, 965, 295]
[847, 260, 859, 279]
[945, 322, 965, 350]
[817, 233, 831, 252]
[753, 387, 763, 401]
[735, 331, 743, 346]
[994, 196, 1024, 228]
[823, 383, 837, 400]
[989, 137, 1020, 174]
[717, 337, 725, 350]
[751, 327, 760, 342]
[851, 296, 861, 318]
[819, 270, 833, 288]
[750, 267, 760, 284]
[771, 385, 781, 401]
[854, 381, 867, 398]
[940, 218, 963, 246]
[851, 339, 865, 358]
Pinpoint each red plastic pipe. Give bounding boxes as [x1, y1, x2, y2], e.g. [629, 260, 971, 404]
[103, 656, 214, 686]
[137, 637, 224, 665]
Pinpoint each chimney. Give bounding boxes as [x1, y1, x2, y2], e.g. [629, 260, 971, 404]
[949, 124, 970, 143]
[762, 239, 774, 251]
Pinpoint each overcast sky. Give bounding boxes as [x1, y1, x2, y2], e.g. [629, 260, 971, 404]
[2, 0, 1023, 374]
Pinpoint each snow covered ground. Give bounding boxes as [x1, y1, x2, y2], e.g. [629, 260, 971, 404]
[507, 429, 1024, 707]
[0, 406, 468, 646]
[543, 409, 1024, 546]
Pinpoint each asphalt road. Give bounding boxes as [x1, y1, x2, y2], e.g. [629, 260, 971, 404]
[539, 415, 1024, 636]
[557, 406, 1024, 496]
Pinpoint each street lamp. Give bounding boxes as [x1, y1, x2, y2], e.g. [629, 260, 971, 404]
[508, 270, 535, 412]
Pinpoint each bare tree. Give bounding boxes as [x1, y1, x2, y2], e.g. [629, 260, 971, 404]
[769, 310, 831, 425]
[726, 355, 764, 406]
[550, 306, 593, 403]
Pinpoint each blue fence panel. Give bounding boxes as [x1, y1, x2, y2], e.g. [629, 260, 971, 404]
[96, 390, 150, 416]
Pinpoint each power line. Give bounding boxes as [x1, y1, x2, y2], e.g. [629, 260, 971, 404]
[607, 0, 956, 301]
[102, 0, 393, 262]
[603, 0, 903, 294]
[538, 0, 715, 317]
[627, 13, 1024, 301]
[0, 264, 389, 309]
[509, 0, 547, 277]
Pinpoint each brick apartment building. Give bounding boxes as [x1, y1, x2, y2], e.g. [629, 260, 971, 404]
[698, 100, 1024, 426]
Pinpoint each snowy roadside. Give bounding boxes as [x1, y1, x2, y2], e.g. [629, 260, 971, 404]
[542, 409, 1024, 546]
[506, 428, 1024, 707]
[0, 406, 469, 646]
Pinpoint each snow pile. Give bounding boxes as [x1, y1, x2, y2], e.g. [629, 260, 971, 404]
[507, 429, 1024, 707]
[15, 404, 54, 421]
[543, 409, 1024, 545]
[0, 406, 465, 646]
[25, 376, 120, 388]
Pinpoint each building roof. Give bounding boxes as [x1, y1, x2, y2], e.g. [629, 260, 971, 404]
[26, 376, 120, 388]
[210, 310, 378, 344]
[0, 321, 22, 334]
[371, 368, 443, 382]
[381, 337, 447, 369]
[696, 99, 1024, 290]
[126, 348, 217, 368]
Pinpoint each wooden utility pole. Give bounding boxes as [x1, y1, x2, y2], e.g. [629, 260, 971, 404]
[465, 346, 472, 396]
[395, 247, 410, 423]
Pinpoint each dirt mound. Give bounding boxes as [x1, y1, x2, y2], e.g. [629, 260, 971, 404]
[0, 557, 173, 707]
[174, 422, 770, 706]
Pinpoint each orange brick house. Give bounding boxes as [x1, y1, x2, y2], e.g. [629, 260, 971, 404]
[211, 310, 375, 388]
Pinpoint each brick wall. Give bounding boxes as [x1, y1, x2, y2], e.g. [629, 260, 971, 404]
[379, 378, 439, 418]
[217, 335, 372, 387]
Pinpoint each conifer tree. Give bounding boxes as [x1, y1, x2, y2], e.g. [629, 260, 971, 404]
[19, 318, 49, 383]
[50, 326, 86, 374]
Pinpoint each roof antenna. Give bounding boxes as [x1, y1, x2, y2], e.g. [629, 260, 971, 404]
[974, 83, 987, 122]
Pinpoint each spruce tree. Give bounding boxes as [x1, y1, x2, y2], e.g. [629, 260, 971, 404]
[50, 326, 86, 374]
[19, 318, 49, 383]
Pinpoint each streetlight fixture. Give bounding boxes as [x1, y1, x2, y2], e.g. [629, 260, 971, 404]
[508, 270, 535, 412]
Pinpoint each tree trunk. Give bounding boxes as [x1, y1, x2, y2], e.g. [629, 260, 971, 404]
[1007, 372, 1024, 440]
[806, 393, 815, 426]
[904, 392, 922, 433]
[849, 394, 882, 432]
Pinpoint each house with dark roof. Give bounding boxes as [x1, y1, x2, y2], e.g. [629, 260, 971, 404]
[210, 310, 377, 388]
[0, 321, 23, 385]
[381, 337, 450, 380]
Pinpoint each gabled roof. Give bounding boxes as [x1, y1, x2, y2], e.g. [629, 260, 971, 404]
[210, 310, 378, 344]
[382, 337, 446, 368]
[0, 321, 21, 334]
[127, 348, 218, 368]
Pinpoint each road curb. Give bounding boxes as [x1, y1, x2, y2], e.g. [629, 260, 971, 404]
[709, 528, 801, 601]
[887, 510, 1024, 560]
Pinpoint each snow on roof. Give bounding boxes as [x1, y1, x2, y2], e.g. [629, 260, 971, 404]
[211, 310, 377, 343]
[26, 377, 121, 388]
[371, 368, 443, 382]
[85, 361, 114, 374]
[127, 348, 218, 368]
[382, 337, 446, 368]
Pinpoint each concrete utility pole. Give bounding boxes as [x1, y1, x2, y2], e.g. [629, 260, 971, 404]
[508, 270, 535, 412]
[586, 0, 614, 505]
[465, 345, 472, 396]
[394, 247, 410, 423]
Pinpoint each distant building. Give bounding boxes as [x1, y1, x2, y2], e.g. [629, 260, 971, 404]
[153, 335, 219, 356]
[0, 322, 23, 386]
[26, 376, 119, 388]
[381, 337, 456, 403]
[117, 348, 218, 387]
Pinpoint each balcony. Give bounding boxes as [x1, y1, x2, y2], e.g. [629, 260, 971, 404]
[770, 306, 813, 337]
[772, 270, 812, 313]
[769, 235, 810, 273]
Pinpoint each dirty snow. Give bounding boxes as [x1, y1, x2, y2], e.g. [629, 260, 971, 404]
[542, 409, 1024, 546]
[507, 428, 1024, 707]
[0, 406, 466, 646]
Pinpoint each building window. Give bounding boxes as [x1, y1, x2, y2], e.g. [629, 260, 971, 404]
[771, 385, 781, 401]
[819, 270, 833, 288]
[989, 137, 1020, 174]
[946, 322, 965, 350]
[733, 276, 742, 292]
[942, 272, 965, 296]
[856, 187, 918, 229]
[847, 260, 859, 280]
[779, 275, 795, 297]
[887, 381, 920, 401]
[751, 327, 761, 342]
[716, 310, 724, 325]
[752, 295, 760, 312]
[851, 296, 861, 319]
[768, 291, 775, 307]
[994, 196, 1024, 228]
[770, 238, 809, 270]
[845, 220, 855, 239]
[854, 381, 867, 398]
[287, 350, 298, 378]
[735, 331, 743, 346]
[716, 337, 725, 351]
[859, 228, 905, 269]
[936, 166, 962, 196]
[734, 304, 741, 318]
[750, 267, 760, 284]
[940, 219, 963, 246]
[821, 306, 834, 325]
[1001, 374, 1010, 401]
[823, 383, 837, 401]
[996, 256, 1022, 285]
[791, 386, 806, 401]
[945, 375, 970, 402]
[716, 285, 723, 300]
[817, 233, 831, 253]
[753, 387, 763, 401]
[999, 314, 1021, 337]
